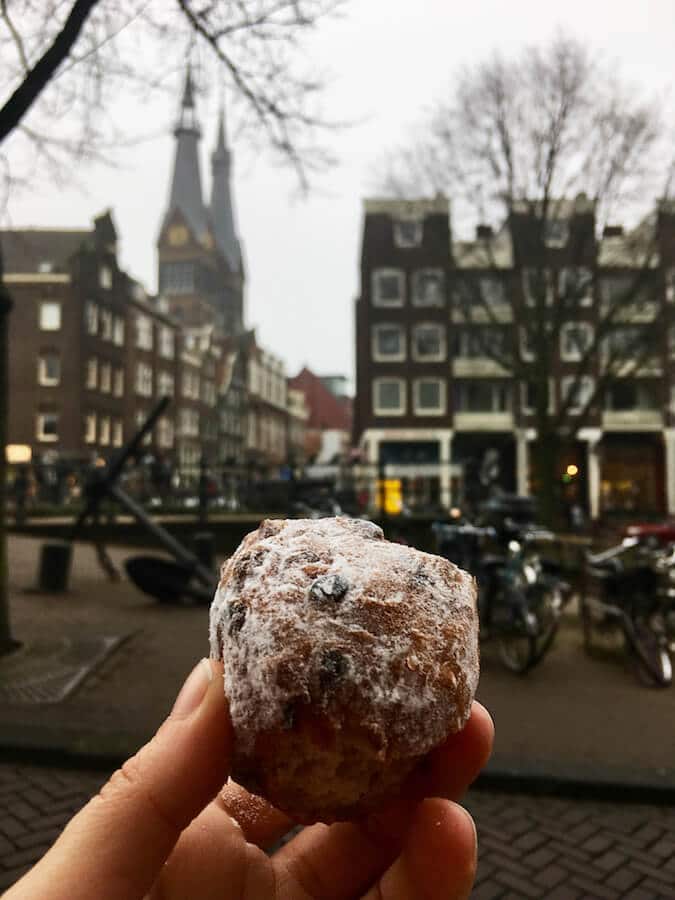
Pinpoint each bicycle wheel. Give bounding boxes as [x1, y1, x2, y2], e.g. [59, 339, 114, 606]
[527, 589, 560, 669]
[628, 620, 673, 687]
[497, 606, 537, 674]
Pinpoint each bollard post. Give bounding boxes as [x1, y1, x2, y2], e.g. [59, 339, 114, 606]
[37, 541, 73, 593]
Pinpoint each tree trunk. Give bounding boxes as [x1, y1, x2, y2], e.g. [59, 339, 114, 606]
[530, 431, 564, 529]
[0, 248, 16, 654]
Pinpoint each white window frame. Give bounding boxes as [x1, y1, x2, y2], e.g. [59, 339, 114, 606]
[136, 314, 153, 351]
[561, 375, 595, 415]
[372, 323, 406, 362]
[84, 412, 97, 444]
[521, 379, 555, 415]
[36, 412, 59, 442]
[520, 327, 534, 362]
[85, 301, 99, 335]
[411, 268, 445, 307]
[112, 420, 123, 448]
[544, 218, 569, 248]
[413, 378, 446, 416]
[412, 322, 445, 362]
[159, 326, 175, 360]
[158, 370, 175, 397]
[373, 377, 406, 416]
[393, 219, 423, 248]
[113, 316, 125, 347]
[99, 415, 111, 446]
[37, 353, 60, 387]
[560, 322, 594, 362]
[39, 301, 61, 331]
[558, 267, 593, 308]
[135, 362, 153, 397]
[86, 357, 98, 390]
[372, 268, 405, 307]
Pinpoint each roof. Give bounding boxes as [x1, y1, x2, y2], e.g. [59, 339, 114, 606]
[363, 196, 449, 218]
[288, 367, 352, 431]
[453, 226, 514, 269]
[1, 228, 90, 273]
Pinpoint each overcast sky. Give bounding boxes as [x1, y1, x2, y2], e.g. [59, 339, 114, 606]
[7, 0, 675, 385]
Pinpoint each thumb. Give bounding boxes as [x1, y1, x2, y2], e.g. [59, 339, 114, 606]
[9, 658, 232, 900]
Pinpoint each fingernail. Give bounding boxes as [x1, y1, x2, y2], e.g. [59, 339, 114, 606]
[172, 658, 214, 718]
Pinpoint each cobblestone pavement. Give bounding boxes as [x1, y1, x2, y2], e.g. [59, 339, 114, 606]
[2, 762, 675, 898]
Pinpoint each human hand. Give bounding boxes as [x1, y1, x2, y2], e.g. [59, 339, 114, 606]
[6, 659, 493, 900]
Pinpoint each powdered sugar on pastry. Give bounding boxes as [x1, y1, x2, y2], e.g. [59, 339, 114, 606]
[210, 517, 479, 762]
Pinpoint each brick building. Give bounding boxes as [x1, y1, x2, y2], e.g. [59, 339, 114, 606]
[4, 213, 133, 465]
[288, 366, 352, 465]
[354, 196, 675, 518]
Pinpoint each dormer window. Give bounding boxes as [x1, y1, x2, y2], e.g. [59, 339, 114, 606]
[393, 219, 423, 248]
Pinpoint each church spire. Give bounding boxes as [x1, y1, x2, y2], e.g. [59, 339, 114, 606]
[165, 65, 209, 240]
[210, 102, 241, 274]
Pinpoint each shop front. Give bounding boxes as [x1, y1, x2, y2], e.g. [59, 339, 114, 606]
[599, 433, 665, 518]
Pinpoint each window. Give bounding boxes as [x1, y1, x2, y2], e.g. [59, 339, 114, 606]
[393, 219, 423, 248]
[86, 357, 98, 390]
[479, 277, 506, 307]
[373, 378, 406, 415]
[520, 327, 534, 362]
[39, 301, 61, 331]
[561, 376, 595, 414]
[36, 412, 59, 442]
[113, 368, 124, 398]
[372, 324, 405, 361]
[606, 326, 653, 362]
[605, 381, 659, 411]
[412, 323, 445, 361]
[601, 276, 652, 314]
[453, 327, 507, 358]
[112, 420, 124, 447]
[101, 309, 113, 341]
[182, 371, 199, 400]
[179, 408, 199, 436]
[414, 379, 446, 415]
[99, 265, 113, 289]
[372, 269, 405, 307]
[558, 267, 593, 307]
[85, 302, 99, 335]
[100, 362, 111, 394]
[522, 380, 554, 415]
[560, 322, 594, 362]
[84, 413, 96, 444]
[523, 269, 552, 307]
[113, 316, 125, 346]
[99, 416, 111, 446]
[454, 381, 511, 413]
[158, 371, 175, 397]
[159, 326, 175, 359]
[161, 262, 195, 295]
[158, 417, 174, 448]
[544, 219, 569, 247]
[412, 269, 445, 307]
[135, 314, 153, 350]
[453, 277, 506, 313]
[37, 353, 60, 386]
[135, 362, 153, 397]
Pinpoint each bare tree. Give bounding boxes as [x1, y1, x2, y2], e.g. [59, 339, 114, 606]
[0, 0, 343, 653]
[381, 33, 673, 525]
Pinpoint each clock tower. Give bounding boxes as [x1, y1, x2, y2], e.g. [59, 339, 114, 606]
[157, 67, 244, 334]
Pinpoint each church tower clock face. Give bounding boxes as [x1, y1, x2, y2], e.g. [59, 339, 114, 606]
[168, 224, 188, 246]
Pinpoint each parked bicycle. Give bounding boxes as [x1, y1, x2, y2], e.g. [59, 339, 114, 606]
[582, 537, 674, 687]
[433, 519, 570, 674]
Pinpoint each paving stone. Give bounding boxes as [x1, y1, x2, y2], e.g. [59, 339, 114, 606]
[603, 865, 644, 893]
[533, 863, 567, 890]
[470, 880, 504, 900]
